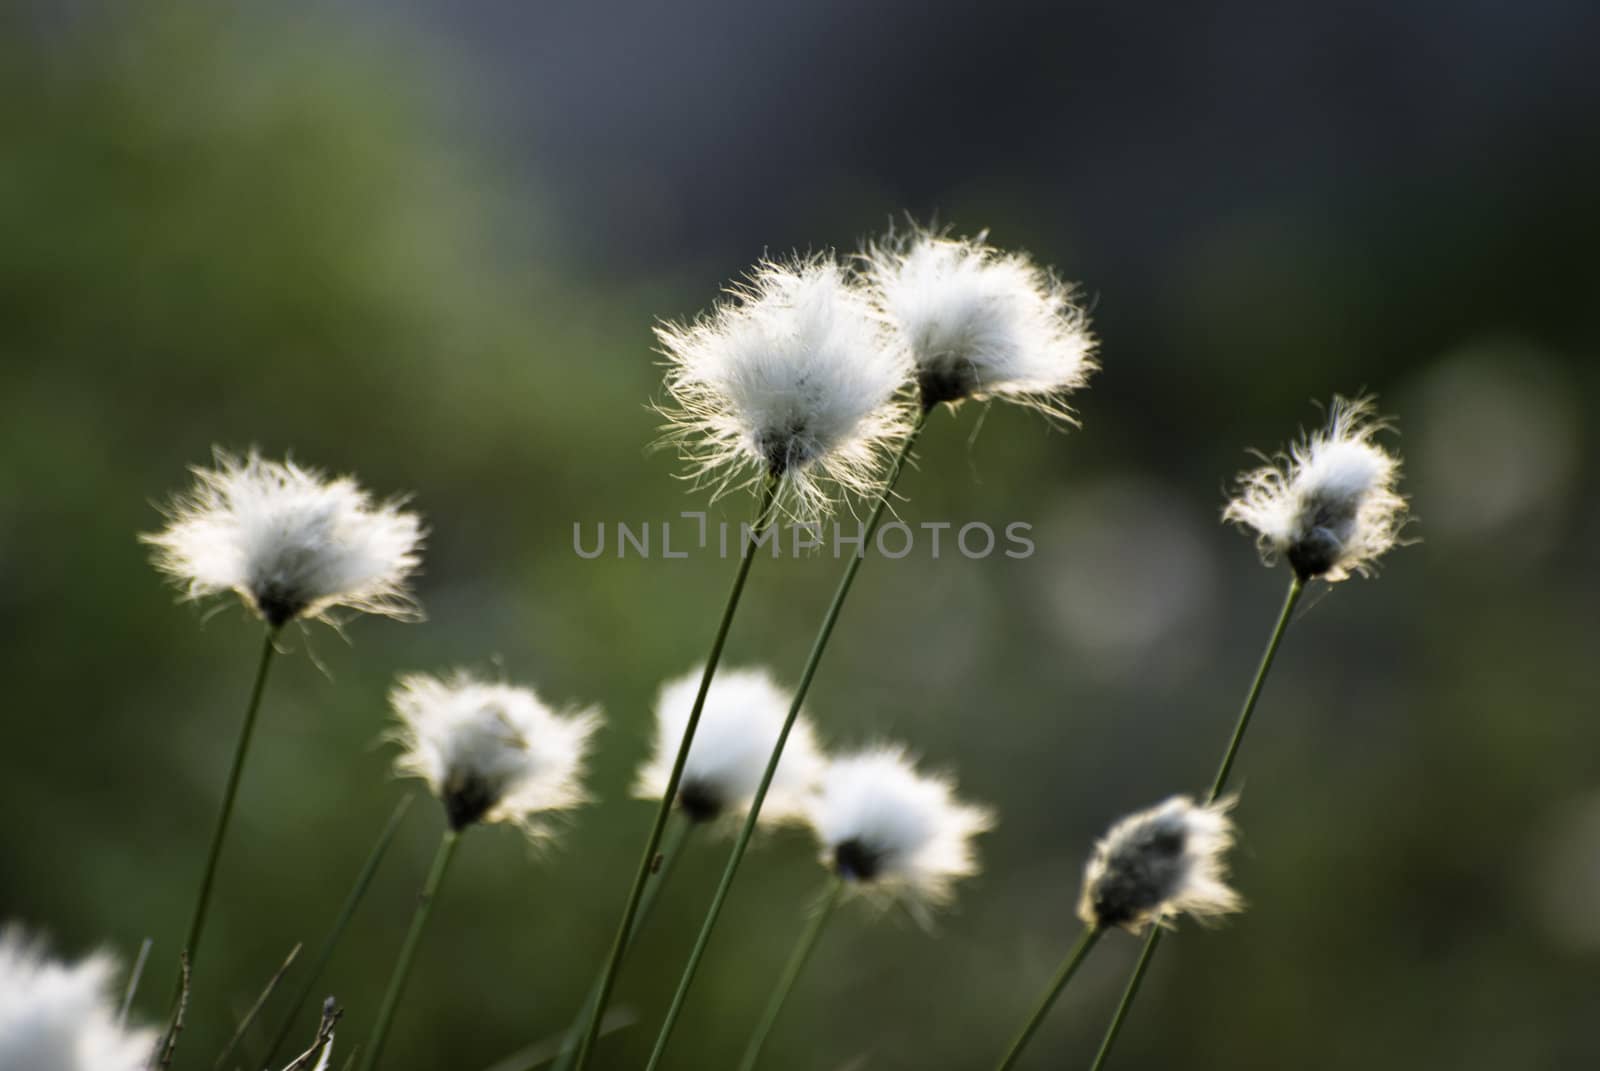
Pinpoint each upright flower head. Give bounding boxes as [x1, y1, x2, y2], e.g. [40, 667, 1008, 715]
[862, 227, 1096, 415]
[144, 450, 425, 628]
[634, 666, 824, 826]
[1224, 396, 1409, 582]
[657, 256, 913, 516]
[0, 927, 157, 1071]
[1077, 796, 1242, 934]
[805, 745, 993, 916]
[391, 672, 601, 837]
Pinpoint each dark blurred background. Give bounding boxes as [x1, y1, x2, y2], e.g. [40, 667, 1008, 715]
[3, 2, 1598, 1068]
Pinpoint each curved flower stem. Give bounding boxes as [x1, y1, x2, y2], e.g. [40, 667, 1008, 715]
[1087, 574, 1305, 1071]
[992, 925, 1103, 1071]
[172, 626, 280, 1009]
[547, 816, 693, 1071]
[736, 877, 844, 1071]
[571, 480, 779, 1070]
[264, 793, 416, 1065]
[644, 413, 929, 1071]
[359, 827, 462, 1071]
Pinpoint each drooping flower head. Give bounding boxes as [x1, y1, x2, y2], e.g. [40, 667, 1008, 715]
[391, 672, 600, 836]
[1224, 396, 1409, 582]
[805, 745, 993, 917]
[634, 666, 823, 827]
[0, 927, 157, 1071]
[1077, 796, 1242, 934]
[862, 227, 1096, 415]
[657, 256, 913, 516]
[144, 450, 425, 628]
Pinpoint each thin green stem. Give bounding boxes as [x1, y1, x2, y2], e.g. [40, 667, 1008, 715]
[571, 480, 778, 1070]
[547, 817, 693, 1071]
[264, 793, 416, 1065]
[358, 827, 462, 1071]
[173, 626, 279, 1005]
[1086, 928, 1162, 1071]
[1087, 574, 1305, 1071]
[992, 926, 1104, 1071]
[645, 413, 929, 1071]
[737, 878, 845, 1071]
[1207, 576, 1305, 802]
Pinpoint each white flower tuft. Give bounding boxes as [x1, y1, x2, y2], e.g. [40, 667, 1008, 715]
[1224, 396, 1409, 582]
[144, 449, 425, 628]
[633, 666, 824, 827]
[391, 672, 601, 837]
[1077, 796, 1242, 934]
[656, 256, 913, 517]
[805, 745, 993, 915]
[862, 227, 1096, 415]
[0, 927, 158, 1071]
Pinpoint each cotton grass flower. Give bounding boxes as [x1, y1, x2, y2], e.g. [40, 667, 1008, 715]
[806, 745, 993, 915]
[1078, 796, 1242, 934]
[862, 227, 1096, 415]
[0, 927, 156, 1071]
[391, 671, 601, 835]
[1224, 396, 1408, 582]
[144, 449, 424, 628]
[634, 666, 823, 826]
[657, 256, 913, 516]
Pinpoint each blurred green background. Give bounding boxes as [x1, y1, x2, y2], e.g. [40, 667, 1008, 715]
[3, 3, 1598, 1069]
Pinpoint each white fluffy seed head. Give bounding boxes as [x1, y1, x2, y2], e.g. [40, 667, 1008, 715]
[391, 672, 601, 838]
[634, 666, 824, 828]
[0, 927, 157, 1071]
[805, 745, 993, 917]
[1224, 396, 1409, 582]
[143, 449, 425, 628]
[1077, 796, 1242, 934]
[656, 256, 914, 518]
[862, 227, 1096, 416]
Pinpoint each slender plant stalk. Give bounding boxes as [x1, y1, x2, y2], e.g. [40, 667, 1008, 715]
[213, 942, 301, 1070]
[992, 926, 1104, 1071]
[736, 878, 845, 1071]
[1086, 575, 1305, 1071]
[571, 479, 778, 1070]
[644, 412, 929, 1071]
[359, 827, 463, 1071]
[547, 816, 693, 1071]
[173, 626, 280, 1006]
[264, 793, 417, 1065]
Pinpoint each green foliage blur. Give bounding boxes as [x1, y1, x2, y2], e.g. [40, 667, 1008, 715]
[2, 6, 1597, 1070]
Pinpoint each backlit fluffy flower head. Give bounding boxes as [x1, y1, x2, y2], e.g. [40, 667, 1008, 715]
[0, 927, 157, 1071]
[806, 745, 993, 916]
[634, 666, 823, 826]
[1224, 396, 1408, 582]
[144, 450, 424, 628]
[657, 256, 913, 517]
[862, 227, 1096, 415]
[391, 672, 600, 836]
[1077, 796, 1242, 934]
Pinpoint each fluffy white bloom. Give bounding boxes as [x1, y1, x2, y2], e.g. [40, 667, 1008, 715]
[1224, 396, 1408, 582]
[144, 450, 425, 628]
[633, 666, 824, 826]
[862, 228, 1096, 415]
[657, 256, 913, 516]
[0, 927, 157, 1071]
[1077, 796, 1242, 934]
[391, 672, 601, 836]
[805, 745, 993, 915]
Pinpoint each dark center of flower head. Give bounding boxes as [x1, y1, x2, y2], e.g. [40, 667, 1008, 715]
[677, 779, 724, 823]
[251, 580, 308, 628]
[1091, 822, 1187, 929]
[1287, 526, 1343, 581]
[755, 421, 816, 479]
[833, 837, 885, 883]
[443, 772, 499, 831]
[916, 359, 980, 412]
